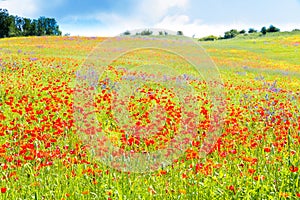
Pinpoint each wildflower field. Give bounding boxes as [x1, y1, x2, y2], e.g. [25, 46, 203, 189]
[0, 32, 300, 199]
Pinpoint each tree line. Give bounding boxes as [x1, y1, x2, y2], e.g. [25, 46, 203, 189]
[122, 29, 184, 36]
[199, 25, 284, 41]
[0, 8, 61, 38]
[121, 25, 292, 41]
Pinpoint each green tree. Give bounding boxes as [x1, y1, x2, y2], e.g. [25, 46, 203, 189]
[177, 30, 183, 35]
[224, 29, 239, 39]
[0, 9, 61, 37]
[15, 16, 25, 34]
[8, 15, 19, 37]
[45, 18, 61, 35]
[0, 9, 10, 37]
[199, 35, 218, 41]
[123, 30, 131, 35]
[248, 28, 257, 33]
[37, 17, 46, 36]
[29, 19, 38, 36]
[261, 26, 267, 35]
[140, 29, 152, 35]
[267, 25, 280, 33]
[22, 18, 32, 36]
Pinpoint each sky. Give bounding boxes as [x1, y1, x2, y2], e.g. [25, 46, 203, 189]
[1, 0, 300, 37]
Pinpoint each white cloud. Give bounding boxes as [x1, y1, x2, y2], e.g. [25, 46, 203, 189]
[0, 0, 65, 18]
[154, 14, 208, 37]
[60, 0, 190, 37]
[136, 0, 189, 23]
[0, 0, 39, 17]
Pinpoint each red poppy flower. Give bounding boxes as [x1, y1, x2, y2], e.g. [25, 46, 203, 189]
[248, 168, 256, 174]
[290, 166, 299, 173]
[1, 187, 7, 193]
[227, 185, 235, 194]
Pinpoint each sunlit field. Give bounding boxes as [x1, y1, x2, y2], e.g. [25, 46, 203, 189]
[0, 33, 300, 199]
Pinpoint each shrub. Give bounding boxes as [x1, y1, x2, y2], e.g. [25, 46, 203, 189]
[224, 29, 239, 39]
[199, 35, 218, 41]
[248, 28, 257, 33]
[123, 30, 131, 35]
[140, 29, 153, 35]
[267, 25, 280, 33]
[177, 30, 183, 35]
[261, 27, 267, 35]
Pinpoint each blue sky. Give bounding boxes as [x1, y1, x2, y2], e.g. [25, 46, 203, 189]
[1, 0, 300, 37]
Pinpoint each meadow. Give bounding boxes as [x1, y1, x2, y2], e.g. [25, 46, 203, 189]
[0, 32, 299, 199]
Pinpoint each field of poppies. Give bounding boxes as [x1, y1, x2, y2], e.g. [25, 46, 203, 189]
[0, 32, 300, 199]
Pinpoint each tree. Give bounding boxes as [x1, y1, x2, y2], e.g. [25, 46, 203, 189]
[224, 29, 239, 39]
[15, 16, 25, 34]
[199, 35, 218, 41]
[177, 30, 183, 35]
[248, 28, 257, 33]
[261, 27, 267, 35]
[0, 9, 10, 37]
[22, 18, 32, 36]
[45, 18, 61, 35]
[8, 15, 19, 37]
[0, 9, 61, 38]
[37, 17, 46, 36]
[140, 29, 153, 35]
[29, 19, 38, 36]
[239, 29, 246, 34]
[123, 30, 131, 35]
[267, 25, 280, 33]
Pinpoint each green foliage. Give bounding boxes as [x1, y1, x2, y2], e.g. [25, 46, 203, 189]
[135, 29, 153, 36]
[141, 29, 153, 35]
[23, 18, 32, 36]
[158, 31, 168, 36]
[224, 29, 239, 39]
[260, 25, 280, 36]
[177, 30, 183, 35]
[0, 9, 61, 38]
[261, 26, 267, 35]
[267, 25, 280, 33]
[0, 9, 10, 37]
[123, 30, 131, 35]
[248, 28, 257, 33]
[239, 29, 246, 34]
[199, 35, 218, 41]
